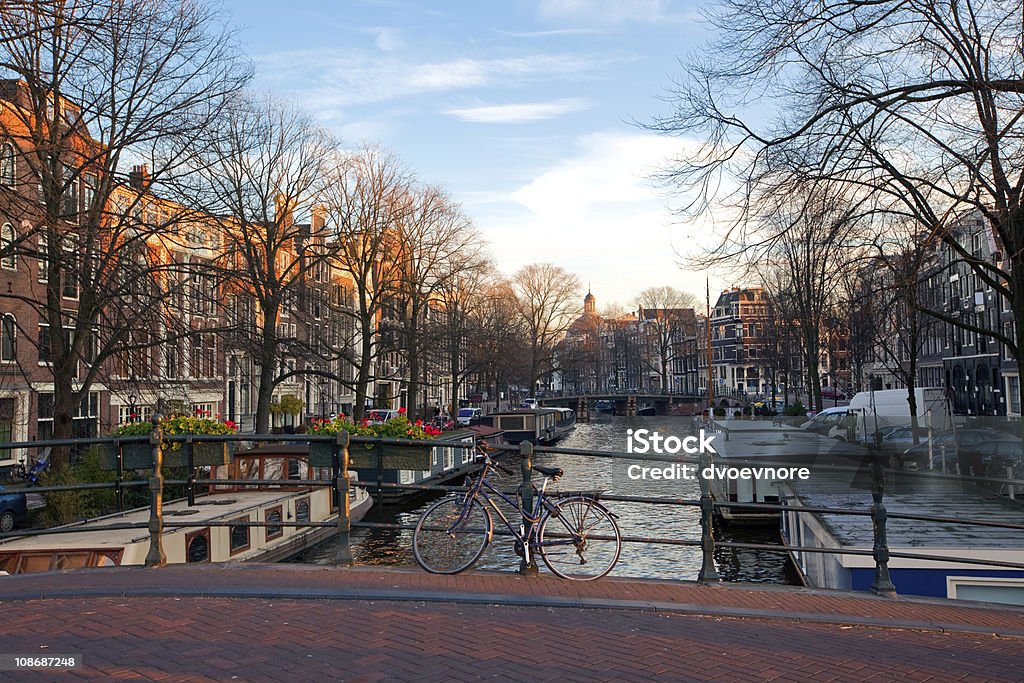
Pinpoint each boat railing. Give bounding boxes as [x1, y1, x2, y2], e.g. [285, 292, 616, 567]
[1, 420, 1024, 594]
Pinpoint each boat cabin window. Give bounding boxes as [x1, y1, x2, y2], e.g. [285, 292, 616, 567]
[229, 516, 250, 555]
[186, 529, 210, 563]
[499, 415, 527, 431]
[0, 550, 120, 574]
[265, 506, 283, 540]
[295, 498, 310, 523]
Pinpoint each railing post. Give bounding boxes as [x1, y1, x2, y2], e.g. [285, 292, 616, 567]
[870, 452, 896, 596]
[186, 435, 195, 507]
[144, 414, 166, 568]
[518, 440, 538, 575]
[334, 431, 353, 565]
[374, 437, 384, 507]
[114, 437, 124, 512]
[697, 449, 720, 583]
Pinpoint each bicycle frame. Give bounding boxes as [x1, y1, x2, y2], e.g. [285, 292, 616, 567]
[456, 459, 555, 567]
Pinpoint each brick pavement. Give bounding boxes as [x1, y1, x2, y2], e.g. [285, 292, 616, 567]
[0, 565, 1022, 681]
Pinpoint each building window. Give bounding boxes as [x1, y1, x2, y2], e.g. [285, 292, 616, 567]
[38, 324, 50, 364]
[1, 314, 15, 361]
[37, 229, 48, 282]
[229, 517, 251, 555]
[295, 498, 310, 524]
[185, 529, 210, 563]
[1009, 377, 1021, 415]
[117, 405, 151, 424]
[0, 143, 14, 186]
[1, 223, 15, 270]
[191, 402, 213, 418]
[265, 506, 283, 541]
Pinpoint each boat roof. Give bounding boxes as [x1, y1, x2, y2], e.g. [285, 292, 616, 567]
[785, 473, 1024, 550]
[0, 490, 308, 552]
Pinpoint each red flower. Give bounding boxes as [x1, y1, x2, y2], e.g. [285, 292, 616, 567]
[398, 407, 407, 415]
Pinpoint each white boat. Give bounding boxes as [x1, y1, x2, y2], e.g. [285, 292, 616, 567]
[780, 472, 1024, 605]
[0, 448, 371, 573]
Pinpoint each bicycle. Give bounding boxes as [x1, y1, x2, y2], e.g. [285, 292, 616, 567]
[412, 445, 622, 580]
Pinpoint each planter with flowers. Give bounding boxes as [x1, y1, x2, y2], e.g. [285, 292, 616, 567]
[305, 410, 442, 469]
[103, 416, 238, 470]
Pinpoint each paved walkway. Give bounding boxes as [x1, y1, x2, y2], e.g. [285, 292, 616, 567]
[0, 565, 1022, 681]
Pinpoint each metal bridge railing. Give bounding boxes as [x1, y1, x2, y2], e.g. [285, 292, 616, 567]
[1, 416, 1023, 596]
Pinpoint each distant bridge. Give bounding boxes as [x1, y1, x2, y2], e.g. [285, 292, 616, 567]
[540, 393, 750, 416]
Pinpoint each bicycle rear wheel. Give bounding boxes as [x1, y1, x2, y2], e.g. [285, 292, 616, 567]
[538, 497, 621, 580]
[413, 496, 492, 574]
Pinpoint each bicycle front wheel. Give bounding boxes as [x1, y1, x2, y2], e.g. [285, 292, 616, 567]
[538, 497, 621, 580]
[413, 496, 492, 574]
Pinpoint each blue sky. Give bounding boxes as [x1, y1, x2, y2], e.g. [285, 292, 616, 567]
[220, 0, 720, 308]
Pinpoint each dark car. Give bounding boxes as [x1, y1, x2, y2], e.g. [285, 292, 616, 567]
[900, 429, 1017, 470]
[961, 439, 1024, 480]
[0, 485, 27, 532]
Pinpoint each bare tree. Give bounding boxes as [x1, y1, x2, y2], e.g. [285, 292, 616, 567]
[174, 95, 332, 433]
[650, 0, 1024, 404]
[470, 278, 527, 410]
[428, 255, 493, 419]
[321, 145, 413, 420]
[511, 263, 581, 393]
[392, 186, 486, 420]
[0, 0, 247, 463]
[635, 286, 697, 392]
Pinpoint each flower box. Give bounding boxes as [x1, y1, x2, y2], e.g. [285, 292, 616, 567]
[349, 443, 433, 470]
[99, 443, 155, 471]
[308, 442, 434, 470]
[163, 441, 233, 468]
[99, 441, 233, 470]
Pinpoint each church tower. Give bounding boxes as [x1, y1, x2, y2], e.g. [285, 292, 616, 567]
[584, 288, 596, 315]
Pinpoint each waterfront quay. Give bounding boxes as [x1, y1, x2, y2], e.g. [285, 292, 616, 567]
[0, 564, 1022, 682]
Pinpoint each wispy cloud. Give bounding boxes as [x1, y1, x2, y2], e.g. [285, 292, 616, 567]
[445, 98, 591, 123]
[256, 50, 604, 110]
[496, 28, 605, 38]
[538, 0, 680, 25]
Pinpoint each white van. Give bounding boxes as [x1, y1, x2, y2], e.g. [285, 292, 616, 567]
[828, 388, 951, 443]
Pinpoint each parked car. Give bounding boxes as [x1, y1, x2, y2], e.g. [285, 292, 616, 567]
[966, 439, 1024, 479]
[0, 485, 28, 533]
[457, 408, 483, 426]
[820, 386, 847, 401]
[900, 428, 1017, 470]
[520, 397, 538, 409]
[431, 415, 456, 431]
[366, 409, 400, 425]
[876, 426, 930, 452]
[799, 406, 850, 436]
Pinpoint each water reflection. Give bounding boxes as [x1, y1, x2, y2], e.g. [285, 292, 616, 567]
[288, 416, 794, 584]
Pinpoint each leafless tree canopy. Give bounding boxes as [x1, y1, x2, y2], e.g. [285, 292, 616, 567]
[652, 0, 1024, 380]
[512, 263, 582, 391]
[0, 0, 248, 459]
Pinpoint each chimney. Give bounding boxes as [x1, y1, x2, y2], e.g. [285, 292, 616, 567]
[129, 164, 150, 191]
[312, 204, 326, 232]
[275, 193, 293, 226]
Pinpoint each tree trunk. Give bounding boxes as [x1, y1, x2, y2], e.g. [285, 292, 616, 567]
[353, 313, 374, 421]
[254, 315, 278, 434]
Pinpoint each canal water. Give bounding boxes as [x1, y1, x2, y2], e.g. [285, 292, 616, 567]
[288, 416, 794, 584]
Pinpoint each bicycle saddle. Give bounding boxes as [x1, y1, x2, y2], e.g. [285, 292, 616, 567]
[533, 465, 563, 478]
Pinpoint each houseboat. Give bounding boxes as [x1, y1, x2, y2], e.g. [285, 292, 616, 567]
[0, 447, 371, 574]
[481, 408, 576, 445]
[707, 419, 868, 525]
[780, 473, 1024, 606]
